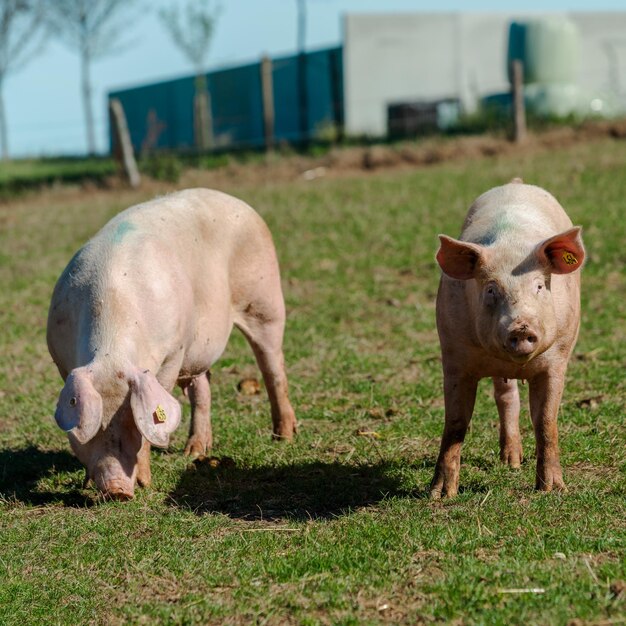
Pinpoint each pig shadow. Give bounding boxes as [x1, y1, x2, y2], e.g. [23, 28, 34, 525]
[168, 458, 427, 521]
[0, 445, 94, 507]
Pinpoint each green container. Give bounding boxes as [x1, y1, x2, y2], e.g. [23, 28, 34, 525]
[524, 18, 579, 84]
[524, 83, 580, 117]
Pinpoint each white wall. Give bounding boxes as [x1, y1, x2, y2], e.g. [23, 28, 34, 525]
[343, 11, 626, 137]
[569, 13, 626, 100]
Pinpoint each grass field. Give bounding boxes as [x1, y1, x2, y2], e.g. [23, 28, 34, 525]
[0, 137, 624, 625]
[0, 157, 118, 197]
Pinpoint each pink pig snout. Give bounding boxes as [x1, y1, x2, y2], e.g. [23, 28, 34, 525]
[92, 459, 136, 501]
[100, 478, 135, 501]
[503, 321, 539, 359]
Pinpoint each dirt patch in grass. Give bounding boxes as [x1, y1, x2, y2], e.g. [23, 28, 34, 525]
[180, 119, 626, 189]
[5, 120, 623, 212]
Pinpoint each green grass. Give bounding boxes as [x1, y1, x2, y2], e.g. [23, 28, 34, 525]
[0, 138, 624, 625]
[0, 157, 118, 196]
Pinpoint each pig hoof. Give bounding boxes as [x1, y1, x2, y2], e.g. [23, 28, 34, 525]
[429, 480, 458, 499]
[430, 466, 459, 498]
[535, 480, 567, 493]
[535, 470, 566, 492]
[271, 431, 294, 442]
[272, 419, 297, 441]
[500, 446, 523, 469]
[184, 436, 209, 458]
[430, 486, 458, 499]
[429, 487, 443, 500]
[429, 477, 446, 499]
[137, 474, 151, 488]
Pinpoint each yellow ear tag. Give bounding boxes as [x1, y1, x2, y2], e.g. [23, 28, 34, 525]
[562, 251, 578, 265]
[154, 405, 167, 423]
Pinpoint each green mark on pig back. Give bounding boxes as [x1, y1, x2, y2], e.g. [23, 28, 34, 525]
[112, 220, 136, 244]
[475, 213, 516, 246]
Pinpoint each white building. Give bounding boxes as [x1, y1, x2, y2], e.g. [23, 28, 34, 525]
[342, 12, 626, 137]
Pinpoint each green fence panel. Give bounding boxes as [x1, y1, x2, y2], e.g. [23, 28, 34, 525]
[108, 46, 343, 153]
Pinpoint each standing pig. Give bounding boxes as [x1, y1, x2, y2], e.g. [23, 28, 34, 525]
[431, 179, 585, 497]
[47, 188, 296, 500]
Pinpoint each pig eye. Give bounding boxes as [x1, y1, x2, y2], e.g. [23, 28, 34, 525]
[69, 397, 77, 407]
[535, 282, 544, 295]
[484, 283, 499, 305]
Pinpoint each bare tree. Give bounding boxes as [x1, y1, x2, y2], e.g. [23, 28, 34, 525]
[0, 0, 47, 160]
[159, 0, 220, 151]
[296, 0, 308, 144]
[45, 0, 138, 155]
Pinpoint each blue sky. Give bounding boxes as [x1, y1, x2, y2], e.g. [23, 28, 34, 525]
[5, 0, 626, 157]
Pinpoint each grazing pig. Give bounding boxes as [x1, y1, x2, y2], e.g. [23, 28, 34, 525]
[431, 179, 585, 497]
[47, 188, 297, 500]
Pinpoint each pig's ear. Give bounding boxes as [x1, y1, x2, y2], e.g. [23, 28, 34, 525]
[129, 370, 181, 448]
[536, 227, 585, 275]
[436, 235, 485, 280]
[54, 368, 103, 444]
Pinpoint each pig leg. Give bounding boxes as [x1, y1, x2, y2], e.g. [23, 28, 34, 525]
[493, 377, 523, 468]
[430, 374, 478, 498]
[529, 371, 566, 491]
[136, 438, 151, 487]
[236, 316, 296, 441]
[183, 372, 212, 457]
[253, 340, 297, 441]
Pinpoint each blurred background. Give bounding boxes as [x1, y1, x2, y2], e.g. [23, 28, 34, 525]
[1, 0, 625, 162]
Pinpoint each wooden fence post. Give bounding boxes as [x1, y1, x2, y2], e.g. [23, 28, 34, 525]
[511, 60, 527, 143]
[109, 98, 141, 188]
[260, 55, 275, 152]
[194, 74, 213, 152]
